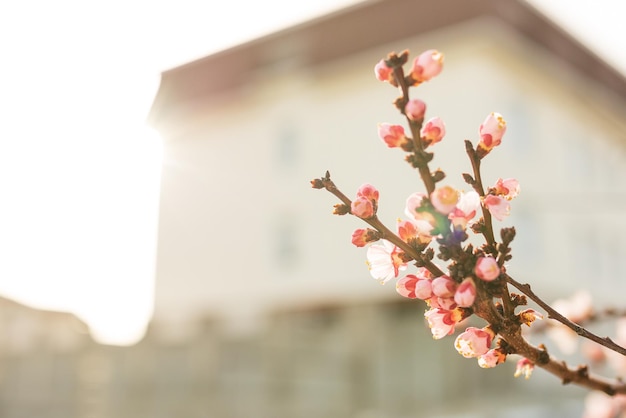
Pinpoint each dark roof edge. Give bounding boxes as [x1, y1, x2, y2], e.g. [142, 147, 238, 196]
[494, 0, 626, 101]
[147, 0, 626, 127]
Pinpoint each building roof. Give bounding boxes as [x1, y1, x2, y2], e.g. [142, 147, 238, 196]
[147, 0, 626, 127]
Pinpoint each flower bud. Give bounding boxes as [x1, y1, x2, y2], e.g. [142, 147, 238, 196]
[518, 309, 543, 326]
[430, 185, 459, 215]
[420, 116, 446, 146]
[431, 275, 457, 298]
[474, 256, 500, 281]
[405, 99, 426, 122]
[478, 349, 506, 368]
[374, 59, 395, 83]
[454, 278, 476, 308]
[351, 196, 374, 219]
[514, 358, 534, 379]
[483, 195, 510, 221]
[429, 296, 457, 310]
[410, 49, 444, 83]
[454, 327, 495, 358]
[493, 178, 520, 200]
[478, 112, 506, 153]
[424, 307, 462, 339]
[356, 183, 380, 202]
[378, 123, 409, 148]
[405, 192, 436, 232]
[396, 274, 433, 299]
[351, 228, 379, 247]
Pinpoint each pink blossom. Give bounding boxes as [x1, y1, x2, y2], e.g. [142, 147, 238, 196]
[378, 123, 408, 148]
[581, 341, 606, 364]
[410, 49, 444, 83]
[396, 274, 432, 299]
[547, 292, 594, 355]
[405, 192, 426, 216]
[483, 195, 510, 221]
[474, 256, 500, 281]
[351, 184, 379, 219]
[351, 228, 379, 247]
[454, 278, 476, 308]
[428, 296, 457, 310]
[449, 191, 480, 229]
[424, 308, 462, 339]
[351, 229, 369, 247]
[405, 99, 426, 122]
[552, 290, 593, 323]
[431, 275, 457, 298]
[374, 59, 394, 83]
[356, 183, 380, 202]
[420, 117, 446, 146]
[404, 192, 436, 232]
[478, 112, 506, 153]
[583, 392, 619, 418]
[351, 196, 374, 218]
[493, 178, 520, 200]
[514, 358, 534, 379]
[478, 349, 506, 368]
[397, 219, 417, 242]
[430, 185, 459, 215]
[396, 219, 432, 245]
[366, 240, 407, 283]
[546, 325, 579, 355]
[518, 309, 543, 326]
[455, 327, 494, 358]
[416, 267, 434, 281]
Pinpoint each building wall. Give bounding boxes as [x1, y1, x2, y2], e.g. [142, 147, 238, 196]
[2, 12, 625, 418]
[0, 299, 589, 418]
[152, 18, 626, 338]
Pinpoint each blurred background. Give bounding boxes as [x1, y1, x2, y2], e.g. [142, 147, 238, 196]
[1, 0, 626, 416]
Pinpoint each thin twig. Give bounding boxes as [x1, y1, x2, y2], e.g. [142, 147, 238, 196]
[464, 140, 495, 245]
[319, 173, 444, 277]
[505, 274, 626, 357]
[392, 62, 436, 196]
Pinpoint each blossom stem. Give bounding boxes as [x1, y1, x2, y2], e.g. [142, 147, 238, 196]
[315, 174, 626, 394]
[474, 272, 626, 394]
[463, 141, 516, 319]
[464, 140, 495, 245]
[318, 172, 444, 277]
[505, 274, 626, 357]
[392, 66, 436, 196]
[497, 323, 626, 394]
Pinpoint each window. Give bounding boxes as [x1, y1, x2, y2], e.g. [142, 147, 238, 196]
[274, 122, 298, 169]
[273, 214, 298, 271]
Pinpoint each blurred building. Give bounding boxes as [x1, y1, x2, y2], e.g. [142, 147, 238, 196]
[3, 0, 626, 417]
[0, 296, 94, 417]
[144, 0, 626, 416]
[149, 0, 626, 338]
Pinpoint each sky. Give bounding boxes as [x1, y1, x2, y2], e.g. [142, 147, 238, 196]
[0, 0, 624, 346]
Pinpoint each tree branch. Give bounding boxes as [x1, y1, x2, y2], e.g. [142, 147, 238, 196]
[505, 274, 626, 357]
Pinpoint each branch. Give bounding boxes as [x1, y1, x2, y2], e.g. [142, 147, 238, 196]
[505, 274, 626, 357]
[315, 171, 444, 277]
[390, 56, 436, 196]
[500, 326, 626, 395]
[464, 140, 495, 245]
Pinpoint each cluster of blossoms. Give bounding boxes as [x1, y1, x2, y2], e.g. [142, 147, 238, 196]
[371, 51, 523, 366]
[312, 48, 626, 408]
[321, 48, 529, 369]
[354, 153, 523, 365]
